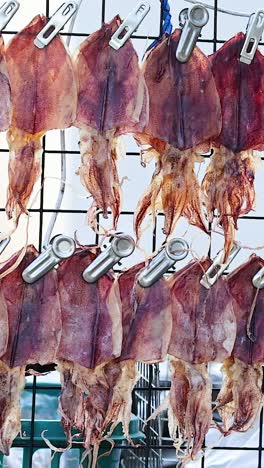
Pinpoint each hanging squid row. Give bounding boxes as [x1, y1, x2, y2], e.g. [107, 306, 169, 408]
[0, 10, 263, 467]
[0, 15, 263, 257]
[0, 245, 263, 465]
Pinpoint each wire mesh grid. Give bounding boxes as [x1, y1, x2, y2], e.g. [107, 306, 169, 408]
[0, 0, 263, 467]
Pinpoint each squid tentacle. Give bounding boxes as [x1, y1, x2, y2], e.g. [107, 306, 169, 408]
[216, 358, 263, 435]
[202, 147, 256, 261]
[135, 145, 207, 238]
[77, 128, 121, 229]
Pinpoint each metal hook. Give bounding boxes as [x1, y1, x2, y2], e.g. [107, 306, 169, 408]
[200, 244, 241, 289]
[137, 238, 189, 288]
[109, 1, 150, 50]
[240, 10, 264, 65]
[176, 4, 209, 63]
[0, 236, 10, 256]
[22, 235, 76, 283]
[34, 1, 78, 49]
[0, 1, 19, 31]
[252, 266, 264, 289]
[83, 234, 135, 283]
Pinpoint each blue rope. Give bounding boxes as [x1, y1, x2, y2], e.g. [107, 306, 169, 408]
[161, 0, 173, 35]
[146, 0, 173, 52]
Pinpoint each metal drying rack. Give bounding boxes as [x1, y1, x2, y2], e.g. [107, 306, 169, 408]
[0, 0, 264, 467]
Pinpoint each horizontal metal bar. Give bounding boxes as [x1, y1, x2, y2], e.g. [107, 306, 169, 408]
[2, 148, 264, 163]
[12, 439, 264, 451]
[1, 208, 264, 222]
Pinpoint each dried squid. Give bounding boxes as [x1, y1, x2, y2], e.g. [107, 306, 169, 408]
[0, 245, 61, 454]
[148, 259, 236, 465]
[101, 262, 172, 442]
[56, 247, 123, 463]
[202, 34, 264, 260]
[135, 28, 221, 238]
[74, 16, 148, 229]
[216, 255, 264, 434]
[6, 16, 77, 224]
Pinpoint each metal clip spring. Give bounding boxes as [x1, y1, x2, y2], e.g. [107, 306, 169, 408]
[137, 238, 189, 288]
[176, 4, 209, 63]
[22, 235, 76, 284]
[34, 1, 78, 49]
[200, 244, 241, 289]
[109, 1, 150, 50]
[83, 234, 135, 283]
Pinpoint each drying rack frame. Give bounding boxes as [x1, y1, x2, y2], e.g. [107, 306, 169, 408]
[0, 0, 263, 467]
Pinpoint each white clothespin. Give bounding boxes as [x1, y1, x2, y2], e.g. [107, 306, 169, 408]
[200, 244, 241, 289]
[83, 233, 135, 283]
[0, 236, 10, 255]
[0, 1, 19, 31]
[109, 1, 150, 50]
[34, 1, 78, 49]
[240, 10, 264, 65]
[137, 238, 189, 288]
[176, 4, 209, 63]
[22, 235, 76, 283]
[252, 266, 264, 289]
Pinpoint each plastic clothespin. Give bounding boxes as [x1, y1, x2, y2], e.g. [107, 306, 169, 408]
[34, 1, 78, 49]
[252, 266, 264, 289]
[0, 236, 10, 255]
[82, 234, 135, 283]
[0, 1, 19, 31]
[200, 244, 241, 289]
[240, 10, 264, 65]
[176, 4, 209, 63]
[137, 238, 189, 288]
[22, 235, 76, 284]
[109, 1, 150, 50]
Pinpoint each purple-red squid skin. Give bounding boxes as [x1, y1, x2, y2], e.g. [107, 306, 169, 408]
[147, 258, 235, 464]
[74, 16, 148, 229]
[211, 33, 264, 153]
[5, 15, 77, 224]
[99, 263, 172, 445]
[139, 30, 221, 150]
[0, 245, 61, 454]
[227, 255, 264, 364]
[56, 248, 122, 460]
[0, 246, 61, 369]
[216, 256, 264, 435]
[134, 29, 221, 238]
[168, 258, 236, 364]
[57, 247, 122, 368]
[119, 263, 172, 363]
[202, 33, 264, 260]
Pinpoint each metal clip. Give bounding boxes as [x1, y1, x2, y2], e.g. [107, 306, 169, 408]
[0, 1, 19, 31]
[176, 4, 209, 63]
[252, 267, 264, 289]
[22, 235, 76, 284]
[137, 238, 189, 288]
[109, 1, 150, 50]
[34, 1, 78, 49]
[200, 244, 241, 289]
[83, 234, 135, 283]
[0, 236, 10, 255]
[240, 10, 264, 64]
